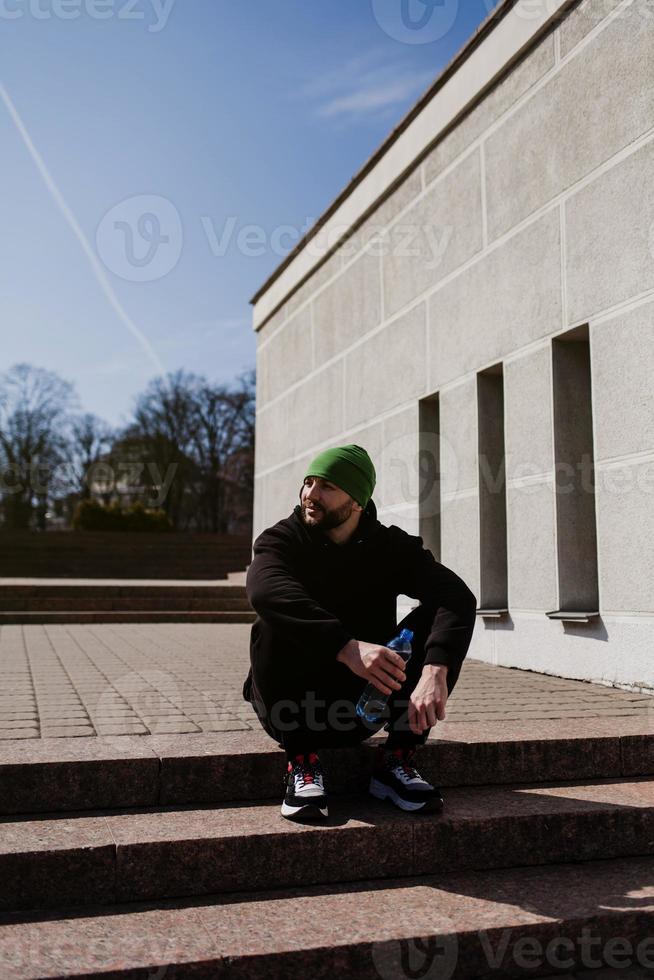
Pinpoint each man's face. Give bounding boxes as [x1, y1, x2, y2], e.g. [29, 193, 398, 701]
[300, 475, 359, 530]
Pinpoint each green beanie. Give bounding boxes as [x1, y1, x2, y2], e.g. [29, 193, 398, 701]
[303, 444, 376, 509]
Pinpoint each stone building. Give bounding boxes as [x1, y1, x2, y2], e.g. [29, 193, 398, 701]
[250, 0, 654, 692]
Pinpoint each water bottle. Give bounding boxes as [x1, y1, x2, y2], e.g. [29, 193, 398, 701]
[355, 628, 414, 724]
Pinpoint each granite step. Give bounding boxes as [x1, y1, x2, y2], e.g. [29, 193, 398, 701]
[1, 723, 651, 815]
[0, 582, 254, 621]
[0, 611, 257, 624]
[2, 565, 251, 579]
[0, 597, 252, 612]
[0, 584, 249, 598]
[0, 855, 652, 978]
[1, 776, 653, 913]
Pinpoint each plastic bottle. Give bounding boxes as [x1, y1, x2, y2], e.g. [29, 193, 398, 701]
[355, 628, 414, 724]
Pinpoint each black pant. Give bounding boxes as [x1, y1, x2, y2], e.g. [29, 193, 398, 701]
[244, 604, 464, 756]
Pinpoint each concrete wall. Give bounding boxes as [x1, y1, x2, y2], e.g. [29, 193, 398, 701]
[251, 0, 654, 692]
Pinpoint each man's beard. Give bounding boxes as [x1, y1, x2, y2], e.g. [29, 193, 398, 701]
[301, 498, 355, 530]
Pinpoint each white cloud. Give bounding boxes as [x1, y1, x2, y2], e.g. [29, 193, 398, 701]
[318, 69, 434, 119]
[296, 49, 435, 124]
[299, 48, 389, 101]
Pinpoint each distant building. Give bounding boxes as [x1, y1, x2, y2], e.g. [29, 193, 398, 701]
[250, 0, 654, 692]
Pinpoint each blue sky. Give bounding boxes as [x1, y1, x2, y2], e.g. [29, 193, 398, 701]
[0, 0, 497, 428]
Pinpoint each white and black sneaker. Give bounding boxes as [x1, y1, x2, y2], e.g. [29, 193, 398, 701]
[369, 746, 443, 813]
[281, 751, 329, 822]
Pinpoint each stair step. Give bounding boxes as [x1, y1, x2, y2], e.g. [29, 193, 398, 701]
[0, 855, 652, 978]
[0, 584, 248, 598]
[2, 777, 653, 913]
[0, 611, 256, 624]
[0, 597, 252, 611]
[1, 724, 651, 815]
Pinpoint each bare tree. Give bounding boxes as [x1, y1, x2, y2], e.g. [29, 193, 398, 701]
[118, 368, 255, 532]
[128, 370, 201, 528]
[192, 379, 247, 532]
[0, 363, 254, 533]
[223, 368, 255, 531]
[70, 413, 115, 501]
[0, 363, 78, 529]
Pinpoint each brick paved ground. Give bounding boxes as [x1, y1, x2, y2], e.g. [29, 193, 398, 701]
[0, 623, 651, 740]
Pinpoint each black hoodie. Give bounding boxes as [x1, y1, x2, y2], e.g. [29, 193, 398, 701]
[245, 498, 478, 675]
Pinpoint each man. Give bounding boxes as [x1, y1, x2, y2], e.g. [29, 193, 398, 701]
[242, 444, 477, 822]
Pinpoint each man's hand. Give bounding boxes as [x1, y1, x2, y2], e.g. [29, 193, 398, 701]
[336, 639, 407, 695]
[407, 664, 448, 735]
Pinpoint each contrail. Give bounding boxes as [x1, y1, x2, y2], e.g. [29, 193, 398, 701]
[0, 80, 165, 374]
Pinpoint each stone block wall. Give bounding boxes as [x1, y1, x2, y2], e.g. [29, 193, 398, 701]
[251, 0, 654, 690]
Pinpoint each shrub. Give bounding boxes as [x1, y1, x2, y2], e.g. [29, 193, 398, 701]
[72, 499, 173, 532]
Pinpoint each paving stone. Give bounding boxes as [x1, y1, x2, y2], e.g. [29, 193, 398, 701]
[200, 721, 252, 731]
[0, 624, 650, 744]
[90, 719, 143, 728]
[94, 725, 149, 736]
[38, 712, 89, 721]
[39, 727, 96, 738]
[146, 724, 203, 734]
[0, 720, 39, 731]
[140, 708, 189, 717]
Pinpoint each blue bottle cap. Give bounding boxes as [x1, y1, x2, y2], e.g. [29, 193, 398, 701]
[399, 628, 414, 642]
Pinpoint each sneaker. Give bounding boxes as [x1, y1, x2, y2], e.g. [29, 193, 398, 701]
[281, 751, 329, 822]
[369, 746, 443, 813]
